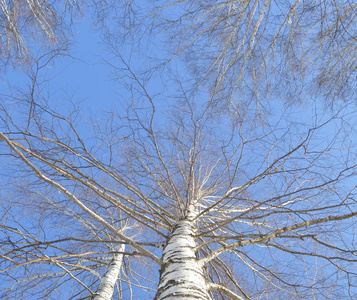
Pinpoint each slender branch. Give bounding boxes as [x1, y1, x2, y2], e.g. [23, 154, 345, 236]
[0, 131, 163, 266]
[201, 211, 357, 264]
[209, 283, 244, 300]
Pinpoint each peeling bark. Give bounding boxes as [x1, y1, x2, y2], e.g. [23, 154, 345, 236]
[155, 220, 212, 300]
[93, 243, 125, 300]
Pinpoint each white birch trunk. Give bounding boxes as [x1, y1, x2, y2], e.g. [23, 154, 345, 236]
[93, 243, 125, 300]
[154, 219, 212, 300]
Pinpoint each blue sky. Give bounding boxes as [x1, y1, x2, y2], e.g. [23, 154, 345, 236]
[1, 3, 357, 299]
[0, 10, 174, 298]
[0, 16, 117, 115]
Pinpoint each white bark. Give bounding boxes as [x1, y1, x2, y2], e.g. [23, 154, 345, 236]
[93, 243, 125, 300]
[0, 132, 162, 265]
[155, 219, 212, 300]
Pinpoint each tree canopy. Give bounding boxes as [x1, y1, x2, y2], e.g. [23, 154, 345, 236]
[1, 1, 357, 299]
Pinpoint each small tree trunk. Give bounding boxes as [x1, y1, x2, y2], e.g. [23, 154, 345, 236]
[93, 243, 125, 300]
[154, 219, 212, 300]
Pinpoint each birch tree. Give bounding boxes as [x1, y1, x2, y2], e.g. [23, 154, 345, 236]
[117, 0, 357, 107]
[0, 0, 117, 69]
[1, 56, 357, 298]
[1, 1, 357, 299]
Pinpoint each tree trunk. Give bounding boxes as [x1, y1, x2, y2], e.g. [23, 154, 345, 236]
[155, 219, 212, 300]
[93, 243, 125, 300]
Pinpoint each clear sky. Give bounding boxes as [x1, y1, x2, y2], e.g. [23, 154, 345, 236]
[0, 13, 149, 299]
[1, 3, 357, 299]
[0, 15, 118, 116]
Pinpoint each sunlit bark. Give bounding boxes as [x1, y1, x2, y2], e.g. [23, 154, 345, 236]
[1, 8, 357, 296]
[93, 243, 125, 300]
[155, 205, 211, 300]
